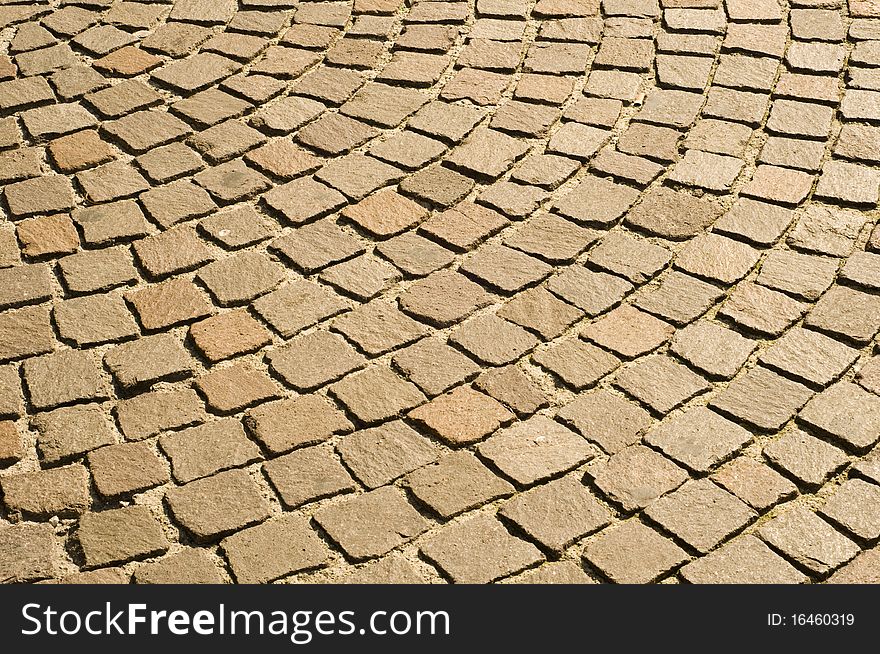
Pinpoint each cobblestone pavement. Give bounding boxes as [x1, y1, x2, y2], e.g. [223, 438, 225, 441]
[2, 0, 880, 585]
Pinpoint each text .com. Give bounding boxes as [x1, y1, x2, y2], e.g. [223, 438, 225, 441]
[21, 603, 451, 644]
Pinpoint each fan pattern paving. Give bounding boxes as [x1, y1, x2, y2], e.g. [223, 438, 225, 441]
[1, 0, 880, 584]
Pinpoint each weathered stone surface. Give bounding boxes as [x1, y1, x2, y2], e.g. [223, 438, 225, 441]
[338, 421, 438, 489]
[557, 390, 652, 455]
[412, 379, 513, 442]
[478, 415, 597, 487]
[245, 396, 352, 455]
[406, 450, 514, 518]
[644, 479, 756, 554]
[581, 306, 675, 358]
[475, 365, 549, 417]
[330, 366, 426, 424]
[764, 429, 849, 489]
[268, 330, 365, 391]
[633, 272, 723, 326]
[827, 549, 880, 584]
[222, 514, 329, 583]
[134, 549, 225, 585]
[88, 441, 169, 498]
[2, 464, 90, 518]
[615, 356, 710, 415]
[680, 535, 807, 584]
[0, 264, 52, 311]
[23, 350, 107, 411]
[32, 404, 116, 465]
[450, 314, 539, 366]
[625, 187, 721, 240]
[758, 328, 858, 387]
[589, 445, 689, 512]
[756, 250, 838, 301]
[190, 310, 272, 363]
[712, 458, 797, 513]
[78, 506, 169, 568]
[805, 285, 880, 345]
[759, 507, 859, 575]
[263, 446, 354, 509]
[4, 0, 880, 586]
[315, 486, 430, 561]
[54, 294, 139, 347]
[533, 339, 620, 390]
[507, 561, 596, 584]
[421, 514, 543, 583]
[127, 278, 214, 331]
[160, 418, 262, 483]
[115, 389, 206, 441]
[719, 282, 808, 337]
[0, 523, 57, 582]
[0, 306, 56, 361]
[710, 367, 813, 432]
[646, 407, 752, 474]
[400, 270, 494, 327]
[798, 381, 880, 452]
[195, 362, 280, 414]
[165, 469, 271, 542]
[104, 334, 195, 390]
[583, 521, 688, 584]
[500, 475, 610, 553]
[392, 338, 481, 396]
[253, 279, 349, 338]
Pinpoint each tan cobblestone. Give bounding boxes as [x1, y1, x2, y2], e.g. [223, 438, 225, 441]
[6, 0, 880, 585]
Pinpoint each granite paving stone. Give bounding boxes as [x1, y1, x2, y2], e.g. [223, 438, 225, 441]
[3, 0, 880, 585]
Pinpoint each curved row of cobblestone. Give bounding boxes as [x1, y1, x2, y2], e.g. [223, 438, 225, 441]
[2, 0, 880, 585]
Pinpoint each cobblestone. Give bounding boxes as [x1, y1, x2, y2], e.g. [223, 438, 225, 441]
[160, 418, 261, 483]
[500, 475, 610, 553]
[581, 305, 675, 359]
[133, 549, 224, 585]
[475, 365, 548, 417]
[2, 464, 90, 518]
[712, 458, 797, 513]
[764, 429, 850, 489]
[759, 507, 859, 576]
[0, 523, 57, 583]
[615, 356, 710, 415]
[78, 506, 168, 569]
[583, 520, 687, 584]
[23, 350, 107, 411]
[263, 446, 355, 509]
[337, 420, 437, 489]
[245, 396, 352, 455]
[4, 0, 880, 585]
[32, 404, 115, 465]
[222, 514, 329, 583]
[165, 469, 271, 542]
[590, 444, 688, 513]
[477, 415, 597, 486]
[798, 381, 880, 452]
[819, 479, 880, 542]
[679, 535, 807, 584]
[409, 385, 513, 446]
[115, 388, 206, 441]
[421, 514, 542, 583]
[104, 333, 195, 390]
[88, 441, 169, 499]
[646, 407, 752, 474]
[315, 486, 429, 561]
[406, 450, 514, 518]
[644, 479, 756, 554]
[710, 367, 813, 432]
[827, 549, 880, 584]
